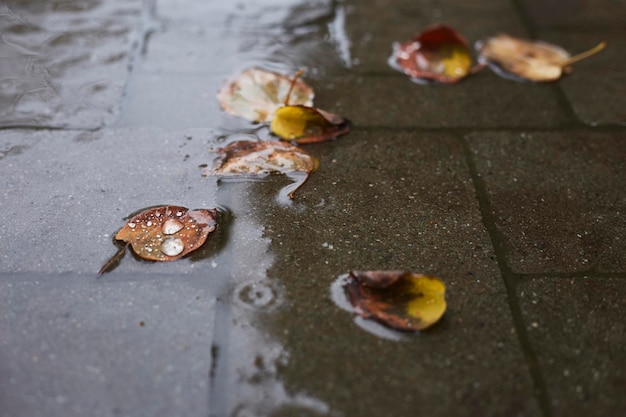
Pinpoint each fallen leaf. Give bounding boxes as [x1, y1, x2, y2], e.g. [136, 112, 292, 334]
[205, 140, 319, 199]
[269, 69, 351, 144]
[391, 24, 477, 84]
[99, 206, 218, 274]
[217, 68, 314, 122]
[271, 105, 351, 144]
[344, 270, 446, 332]
[477, 34, 606, 82]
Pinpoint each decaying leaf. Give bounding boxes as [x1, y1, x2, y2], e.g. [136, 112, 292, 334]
[344, 270, 446, 332]
[270, 105, 351, 144]
[391, 24, 477, 84]
[205, 140, 319, 199]
[99, 206, 218, 274]
[269, 69, 351, 144]
[477, 34, 606, 82]
[217, 68, 314, 122]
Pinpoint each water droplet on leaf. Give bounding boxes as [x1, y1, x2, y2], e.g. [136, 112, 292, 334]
[160, 237, 185, 256]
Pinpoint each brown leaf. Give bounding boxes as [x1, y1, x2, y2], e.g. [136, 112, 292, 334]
[205, 140, 319, 199]
[344, 270, 447, 332]
[391, 24, 477, 84]
[113, 206, 218, 262]
[477, 34, 606, 82]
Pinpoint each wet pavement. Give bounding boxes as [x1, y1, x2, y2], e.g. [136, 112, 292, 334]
[0, 0, 625, 416]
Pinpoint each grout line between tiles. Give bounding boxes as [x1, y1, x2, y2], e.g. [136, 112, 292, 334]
[459, 134, 554, 417]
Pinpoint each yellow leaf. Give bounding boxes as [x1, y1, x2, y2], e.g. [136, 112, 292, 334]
[271, 105, 351, 144]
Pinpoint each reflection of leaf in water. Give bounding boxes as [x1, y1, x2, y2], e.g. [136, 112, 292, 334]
[205, 140, 319, 199]
[344, 270, 446, 332]
[477, 34, 606, 82]
[99, 205, 218, 274]
[217, 68, 314, 123]
[391, 24, 477, 84]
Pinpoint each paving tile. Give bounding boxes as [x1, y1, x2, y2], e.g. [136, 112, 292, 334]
[0, 128, 222, 274]
[0, 1, 142, 129]
[0, 274, 215, 417]
[467, 131, 626, 274]
[344, 0, 528, 73]
[314, 71, 571, 128]
[242, 131, 541, 417]
[517, 277, 626, 417]
[140, 0, 346, 77]
[519, 0, 626, 32]
[538, 32, 626, 126]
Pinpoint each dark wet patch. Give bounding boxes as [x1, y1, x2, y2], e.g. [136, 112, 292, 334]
[73, 130, 102, 143]
[0, 144, 29, 160]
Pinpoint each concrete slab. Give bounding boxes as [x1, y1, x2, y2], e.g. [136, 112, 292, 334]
[0, 1, 142, 129]
[344, 0, 528, 73]
[248, 131, 540, 417]
[467, 131, 626, 274]
[540, 33, 626, 126]
[517, 276, 626, 417]
[0, 274, 215, 417]
[518, 0, 626, 32]
[0, 128, 221, 275]
[314, 72, 572, 128]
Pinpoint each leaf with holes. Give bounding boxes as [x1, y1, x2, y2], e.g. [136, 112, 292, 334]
[344, 270, 446, 332]
[217, 68, 314, 122]
[477, 34, 606, 82]
[204, 140, 319, 199]
[391, 24, 479, 84]
[99, 206, 218, 274]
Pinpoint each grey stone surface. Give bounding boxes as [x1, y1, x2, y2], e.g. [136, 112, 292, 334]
[315, 72, 572, 128]
[467, 131, 626, 274]
[545, 33, 626, 126]
[344, 0, 528, 73]
[519, 0, 626, 32]
[0, 128, 221, 274]
[0, 0, 143, 129]
[252, 132, 539, 417]
[517, 276, 626, 417]
[0, 274, 215, 417]
[1, 0, 625, 416]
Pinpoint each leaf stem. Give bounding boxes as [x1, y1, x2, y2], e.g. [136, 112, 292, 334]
[562, 41, 606, 67]
[288, 172, 311, 199]
[284, 69, 306, 106]
[98, 243, 129, 276]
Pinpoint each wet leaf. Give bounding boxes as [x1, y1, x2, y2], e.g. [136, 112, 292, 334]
[205, 140, 319, 199]
[99, 206, 218, 273]
[391, 24, 476, 84]
[477, 34, 606, 82]
[344, 270, 446, 332]
[217, 68, 314, 122]
[270, 105, 351, 144]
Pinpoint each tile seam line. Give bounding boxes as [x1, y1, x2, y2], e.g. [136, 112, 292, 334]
[516, 271, 626, 281]
[349, 126, 626, 134]
[508, 0, 584, 127]
[458, 134, 553, 417]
